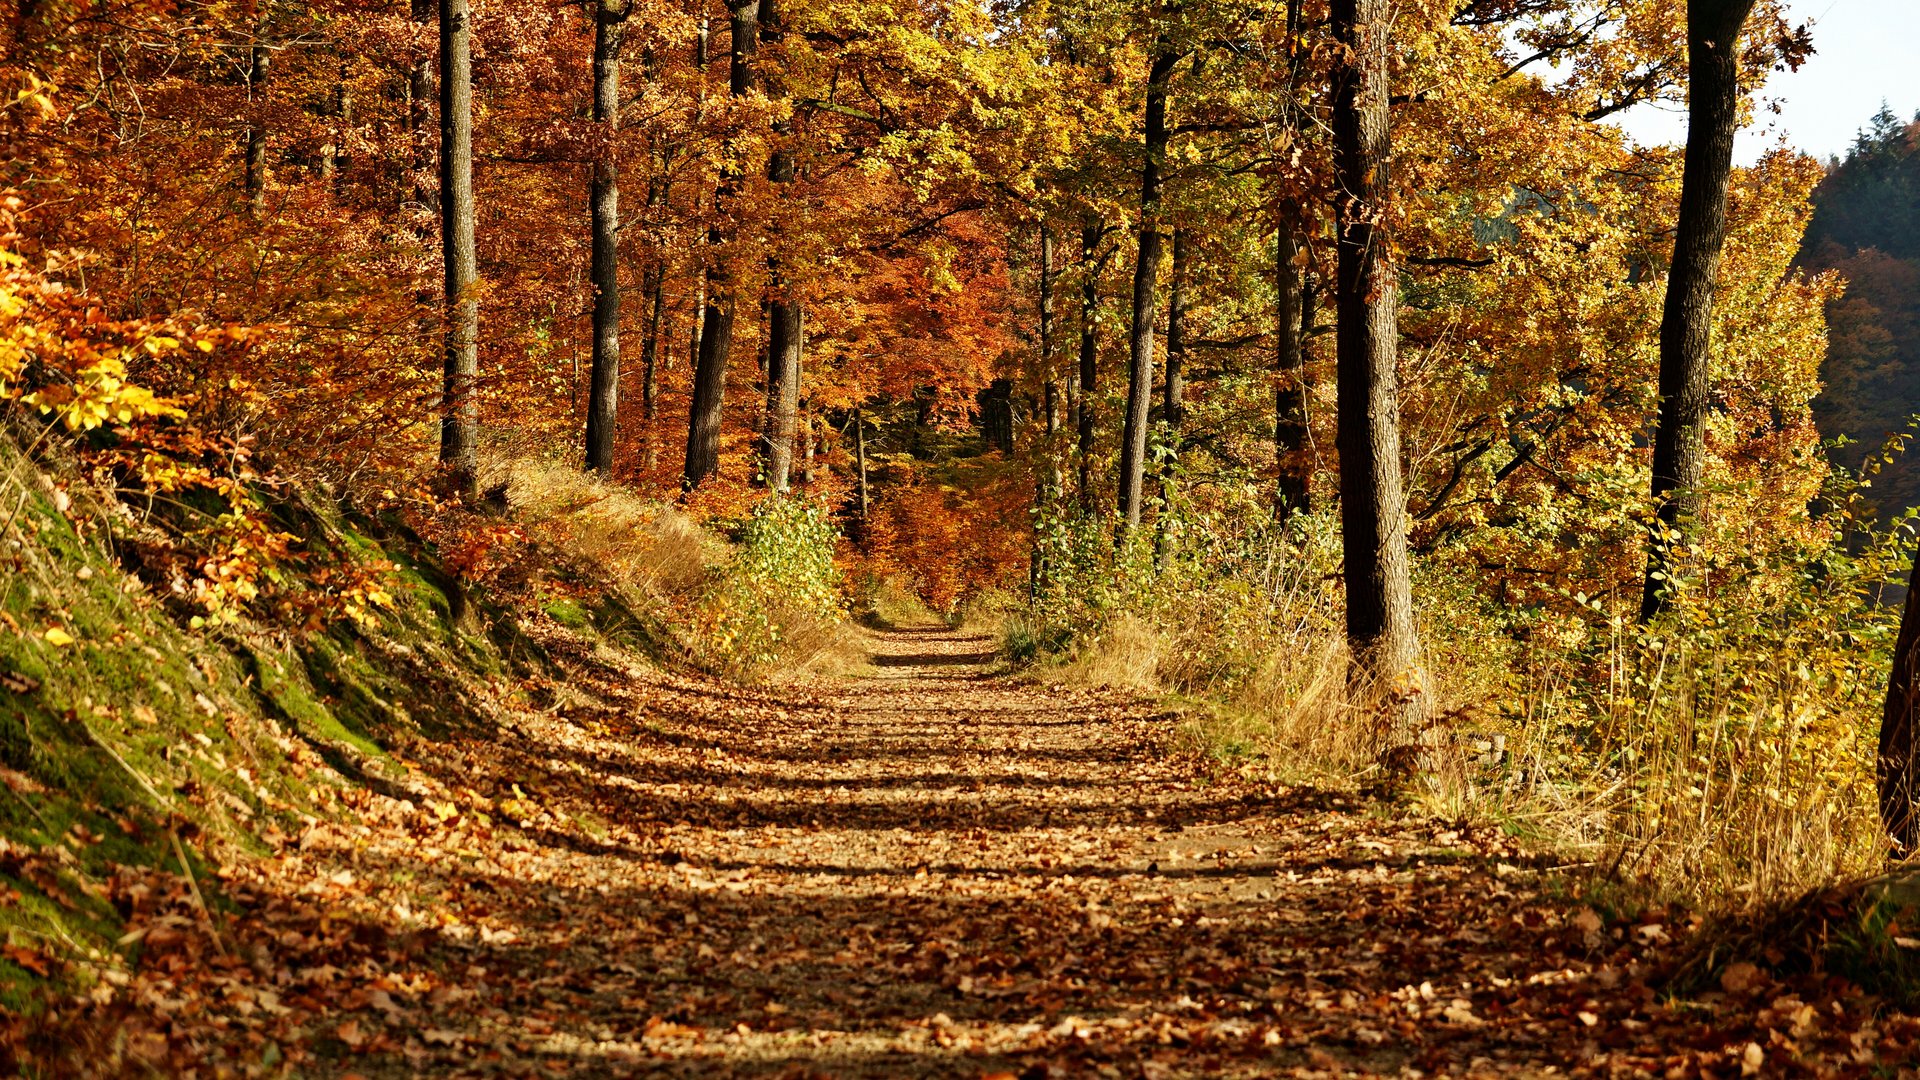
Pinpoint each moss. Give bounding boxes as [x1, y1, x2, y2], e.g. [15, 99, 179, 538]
[544, 597, 592, 629]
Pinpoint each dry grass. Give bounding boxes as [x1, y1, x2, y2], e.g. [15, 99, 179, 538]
[481, 452, 866, 683]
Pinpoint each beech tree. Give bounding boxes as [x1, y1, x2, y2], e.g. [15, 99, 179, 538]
[759, 0, 801, 493]
[439, 0, 480, 497]
[1330, 0, 1420, 690]
[582, 0, 629, 476]
[684, 0, 759, 490]
[1116, 49, 1179, 536]
[1640, 0, 1760, 618]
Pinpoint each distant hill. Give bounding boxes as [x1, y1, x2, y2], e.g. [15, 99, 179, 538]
[1806, 106, 1920, 519]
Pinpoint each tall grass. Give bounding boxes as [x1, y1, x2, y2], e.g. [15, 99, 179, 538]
[1009, 493, 1909, 913]
[484, 453, 863, 682]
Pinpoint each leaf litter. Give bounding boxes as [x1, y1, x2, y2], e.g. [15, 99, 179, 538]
[7, 626, 1920, 1077]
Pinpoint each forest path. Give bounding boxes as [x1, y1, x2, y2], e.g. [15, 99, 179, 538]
[86, 626, 1871, 1076]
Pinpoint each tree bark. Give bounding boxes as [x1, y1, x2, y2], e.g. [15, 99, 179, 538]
[1331, 0, 1420, 688]
[854, 408, 869, 519]
[243, 39, 269, 214]
[1076, 217, 1103, 512]
[759, 0, 801, 492]
[1155, 229, 1190, 567]
[1639, 0, 1758, 619]
[1275, 211, 1311, 514]
[408, 0, 438, 216]
[583, 0, 629, 476]
[1882, 554, 1920, 855]
[1163, 229, 1188, 433]
[1117, 50, 1178, 535]
[683, 0, 758, 490]
[438, 0, 480, 496]
[1039, 224, 1062, 500]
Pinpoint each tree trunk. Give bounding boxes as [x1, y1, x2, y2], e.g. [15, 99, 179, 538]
[683, 0, 758, 490]
[1154, 230, 1190, 567]
[854, 408, 869, 519]
[1039, 224, 1062, 500]
[438, 0, 479, 496]
[1331, 0, 1420, 689]
[1076, 217, 1102, 512]
[641, 260, 665, 472]
[583, 0, 629, 476]
[1882, 555, 1920, 855]
[1639, 0, 1758, 619]
[243, 39, 269, 214]
[1117, 50, 1178, 535]
[409, 0, 437, 216]
[1163, 229, 1188, 433]
[758, 0, 801, 493]
[1275, 211, 1311, 514]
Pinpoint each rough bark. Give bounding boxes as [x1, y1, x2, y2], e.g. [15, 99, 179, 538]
[1117, 50, 1178, 535]
[408, 0, 437, 216]
[1882, 554, 1920, 855]
[1039, 225, 1063, 500]
[1076, 218, 1102, 512]
[583, 0, 629, 476]
[1163, 229, 1188, 433]
[1640, 0, 1759, 619]
[1274, 212, 1311, 514]
[683, 0, 758, 489]
[1331, 0, 1420, 688]
[758, 0, 801, 492]
[438, 0, 479, 496]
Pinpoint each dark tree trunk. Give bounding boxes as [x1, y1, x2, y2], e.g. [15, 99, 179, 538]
[1640, 0, 1759, 619]
[243, 39, 269, 214]
[1331, 0, 1420, 687]
[438, 0, 479, 496]
[1039, 225, 1063, 500]
[641, 260, 665, 472]
[1117, 50, 1178, 536]
[583, 0, 629, 476]
[1163, 229, 1188, 433]
[408, 0, 437, 216]
[758, 0, 801, 493]
[1882, 555, 1920, 855]
[1076, 217, 1103, 512]
[1155, 229, 1190, 567]
[683, 0, 759, 489]
[1274, 211, 1311, 514]
[854, 408, 869, 519]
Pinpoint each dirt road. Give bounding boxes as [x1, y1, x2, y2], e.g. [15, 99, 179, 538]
[36, 627, 1910, 1076]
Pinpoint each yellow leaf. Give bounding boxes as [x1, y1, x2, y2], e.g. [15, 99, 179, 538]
[42, 627, 74, 647]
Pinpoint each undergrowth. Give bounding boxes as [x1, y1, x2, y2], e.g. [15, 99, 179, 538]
[1007, 472, 1911, 926]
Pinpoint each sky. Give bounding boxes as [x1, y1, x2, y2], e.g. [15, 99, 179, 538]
[1608, 0, 1920, 163]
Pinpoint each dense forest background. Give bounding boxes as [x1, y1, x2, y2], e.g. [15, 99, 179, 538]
[1808, 105, 1920, 520]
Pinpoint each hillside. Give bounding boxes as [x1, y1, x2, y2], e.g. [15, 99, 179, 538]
[1807, 107, 1920, 517]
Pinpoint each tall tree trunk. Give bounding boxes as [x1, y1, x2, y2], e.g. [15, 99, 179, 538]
[438, 0, 479, 496]
[854, 407, 869, 519]
[243, 38, 269, 214]
[583, 0, 629, 476]
[1163, 229, 1188, 433]
[1274, 211, 1311, 514]
[1039, 224, 1062, 500]
[1076, 217, 1103, 512]
[1881, 554, 1920, 855]
[408, 0, 437, 216]
[1331, 0, 1420, 689]
[683, 0, 758, 490]
[1117, 50, 1178, 535]
[758, 0, 801, 493]
[641, 259, 665, 472]
[1639, 0, 1758, 619]
[1155, 229, 1190, 567]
